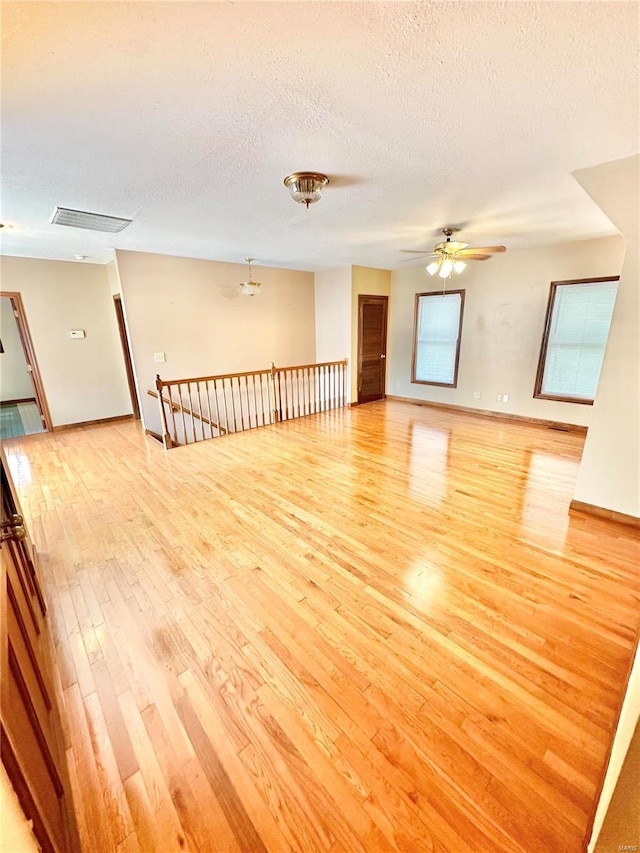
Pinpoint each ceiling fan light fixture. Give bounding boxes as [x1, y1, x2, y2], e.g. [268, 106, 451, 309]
[284, 172, 329, 208]
[426, 261, 439, 276]
[439, 259, 454, 279]
[454, 260, 467, 274]
[239, 257, 261, 297]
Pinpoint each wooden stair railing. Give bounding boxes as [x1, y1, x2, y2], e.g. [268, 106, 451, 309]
[147, 389, 226, 436]
[152, 359, 348, 449]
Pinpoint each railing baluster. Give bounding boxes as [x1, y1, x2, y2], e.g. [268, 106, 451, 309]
[282, 369, 289, 420]
[277, 368, 283, 422]
[259, 373, 265, 426]
[210, 380, 219, 437]
[166, 385, 178, 446]
[307, 367, 311, 416]
[203, 380, 213, 439]
[195, 381, 205, 441]
[237, 377, 244, 430]
[325, 364, 329, 411]
[186, 382, 196, 443]
[239, 376, 246, 430]
[251, 374, 257, 428]
[241, 376, 248, 430]
[216, 379, 227, 435]
[330, 364, 336, 409]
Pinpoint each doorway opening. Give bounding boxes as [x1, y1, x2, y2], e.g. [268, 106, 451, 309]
[113, 295, 140, 420]
[0, 293, 52, 438]
[357, 294, 388, 404]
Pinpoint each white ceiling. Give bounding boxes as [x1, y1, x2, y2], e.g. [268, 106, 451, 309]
[1, 1, 638, 270]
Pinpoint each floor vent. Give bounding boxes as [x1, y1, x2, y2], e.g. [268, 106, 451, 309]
[51, 207, 132, 233]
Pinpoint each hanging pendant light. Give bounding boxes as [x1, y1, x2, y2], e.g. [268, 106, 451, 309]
[283, 172, 330, 208]
[239, 257, 261, 296]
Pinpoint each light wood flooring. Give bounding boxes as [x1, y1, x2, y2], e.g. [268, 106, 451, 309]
[4, 401, 639, 853]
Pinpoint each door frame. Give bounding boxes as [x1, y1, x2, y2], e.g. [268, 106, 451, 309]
[113, 294, 140, 420]
[0, 292, 53, 431]
[357, 294, 388, 404]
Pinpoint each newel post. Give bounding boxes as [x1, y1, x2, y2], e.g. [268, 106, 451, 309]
[342, 358, 349, 408]
[155, 374, 171, 449]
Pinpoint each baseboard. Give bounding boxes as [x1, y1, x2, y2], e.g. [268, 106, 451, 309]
[385, 395, 588, 434]
[53, 414, 134, 431]
[0, 397, 37, 407]
[569, 500, 640, 529]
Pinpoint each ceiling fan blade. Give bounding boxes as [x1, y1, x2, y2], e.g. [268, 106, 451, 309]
[459, 253, 492, 261]
[400, 250, 439, 255]
[457, 245, 506, 255]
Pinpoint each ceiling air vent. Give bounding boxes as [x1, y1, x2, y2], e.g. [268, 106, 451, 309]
[51, 207, 132, 233]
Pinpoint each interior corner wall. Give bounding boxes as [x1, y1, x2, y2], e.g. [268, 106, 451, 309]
[351, 266, 391, 403]
[0, 257, 132, 426]
[116, 250, 316, 432]
[387, 236, 626, 426]
[0, 297, 34, 401]
[106, 257, 122, 295]
[572, 154, 640, 519]
[314, 266, 352, 392]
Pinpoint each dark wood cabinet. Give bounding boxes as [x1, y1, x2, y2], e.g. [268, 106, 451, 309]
[1, 448, 80, 852]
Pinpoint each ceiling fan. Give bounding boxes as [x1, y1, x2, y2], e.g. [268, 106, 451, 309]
[402, 228, 506, 278]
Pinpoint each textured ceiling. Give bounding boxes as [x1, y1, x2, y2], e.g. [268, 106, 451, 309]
[1, 1, 638, 270]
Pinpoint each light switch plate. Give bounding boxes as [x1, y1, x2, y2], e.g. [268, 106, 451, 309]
[69, 330, 85, 339]
[154, 352, 166, 363]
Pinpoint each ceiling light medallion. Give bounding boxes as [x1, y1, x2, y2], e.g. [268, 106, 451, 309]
[283, 172, 329, 209]
[239, 257, 261, 297]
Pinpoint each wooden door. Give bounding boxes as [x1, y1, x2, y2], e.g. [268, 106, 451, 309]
[357, 295, 388, 404]
[0, 292, 53, 431]
[1, 450, 80, 853]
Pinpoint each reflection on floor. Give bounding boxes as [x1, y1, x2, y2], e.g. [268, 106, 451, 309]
[0, 401, 45, 439]
[4, 402, 640, 853]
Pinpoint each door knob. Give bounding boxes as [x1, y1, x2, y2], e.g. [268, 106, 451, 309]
[380, 354, 386, 359]
[0, 514, 27, 543]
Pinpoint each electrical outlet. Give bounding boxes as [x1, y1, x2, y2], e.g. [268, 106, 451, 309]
[503, 394, 509, 403]
[497, 394, 502, 402]
[473, 391, 481, 400]
[154, 352, 166, 363]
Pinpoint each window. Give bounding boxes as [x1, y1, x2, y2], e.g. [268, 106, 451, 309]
[412, 290, 465, 387]
[534, 277, 619, 404]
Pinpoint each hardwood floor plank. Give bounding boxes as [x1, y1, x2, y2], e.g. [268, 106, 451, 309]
[4, 401, 638, 853]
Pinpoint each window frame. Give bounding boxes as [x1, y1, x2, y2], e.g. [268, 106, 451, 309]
[533, 276, 620, 405]
[411, 289, 465, 388]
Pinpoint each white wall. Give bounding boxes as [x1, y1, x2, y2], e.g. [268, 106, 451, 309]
[116, 250, 316, 430]
[315, 267, 352, 392]
[573, 155, 639, 519]
[0, 257, 133, 426]
[351, 266, 391, 403]
[0, 297, 34, 401]
[388, 236, 625, 426]
[589, 641, 640, 851]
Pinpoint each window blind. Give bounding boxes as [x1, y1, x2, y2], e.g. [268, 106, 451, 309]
[414, 292, 462, 385]
[541, 280, 618, 400]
